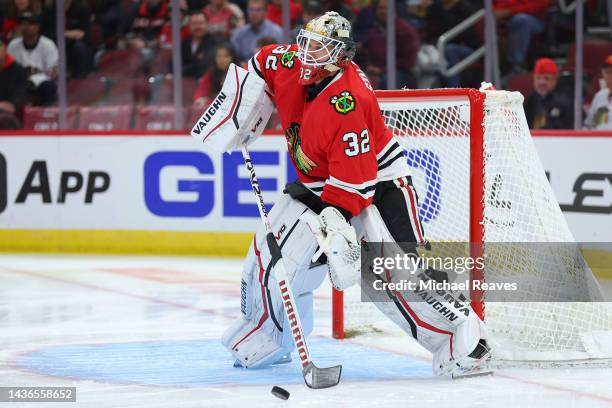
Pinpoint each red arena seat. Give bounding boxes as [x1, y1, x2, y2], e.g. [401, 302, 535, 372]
[187, 104, 204, 130]
[105, 78, 150, 105]
[564, 40, 612, 76]
[134, 105, 187, 131]
[23, 106, 78, 130]
[153, 77, 198, 106]
[78, 105, 134, 131]
[507, 73, 534, 101]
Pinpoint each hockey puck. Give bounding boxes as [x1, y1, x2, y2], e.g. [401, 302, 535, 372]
[271, 386, 290, 400]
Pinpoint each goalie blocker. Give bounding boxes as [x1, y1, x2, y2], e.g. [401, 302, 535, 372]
[190, 63, 274, 152]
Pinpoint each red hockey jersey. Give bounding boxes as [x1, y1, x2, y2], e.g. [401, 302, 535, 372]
[249, 44, 408, 216]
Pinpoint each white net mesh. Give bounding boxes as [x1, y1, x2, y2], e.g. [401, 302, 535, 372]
[339, 89, 612, 363]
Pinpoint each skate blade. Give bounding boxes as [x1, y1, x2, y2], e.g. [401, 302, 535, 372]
[452, 369, 494, 379]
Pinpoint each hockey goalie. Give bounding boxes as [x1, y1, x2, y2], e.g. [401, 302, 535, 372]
[204, 12, 490, 377]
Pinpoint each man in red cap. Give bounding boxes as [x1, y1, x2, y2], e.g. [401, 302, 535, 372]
[584, 54, 612, 130]
[524, 57, 573, 129]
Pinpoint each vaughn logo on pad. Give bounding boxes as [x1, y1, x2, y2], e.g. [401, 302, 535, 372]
[191, 92, 228, 136]
[189, 63, 274, 153]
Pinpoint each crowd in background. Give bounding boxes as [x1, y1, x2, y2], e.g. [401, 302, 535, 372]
[0, 0, 611, 130]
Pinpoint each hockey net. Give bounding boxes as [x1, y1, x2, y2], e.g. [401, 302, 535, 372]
[333, 88, 612, 363]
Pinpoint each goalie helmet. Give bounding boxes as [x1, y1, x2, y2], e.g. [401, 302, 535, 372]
[296, 11, 356, 85]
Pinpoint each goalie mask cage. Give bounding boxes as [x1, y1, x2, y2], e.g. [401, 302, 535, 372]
[332, 88, 612, 364]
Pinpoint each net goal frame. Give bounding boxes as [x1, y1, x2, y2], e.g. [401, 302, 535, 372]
[331, 88, 612, 364]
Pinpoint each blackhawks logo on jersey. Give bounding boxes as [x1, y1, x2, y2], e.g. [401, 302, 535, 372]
[285, 122, 317, 174]
[330, 91, 355, 114]
[280, 51, 296, 69]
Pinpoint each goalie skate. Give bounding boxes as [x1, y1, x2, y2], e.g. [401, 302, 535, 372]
[447, 340, 493, 379]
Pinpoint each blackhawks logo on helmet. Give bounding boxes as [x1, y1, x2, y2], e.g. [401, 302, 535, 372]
[330, 91, 355, 114]
[280, 51, 297, 68]
[285, 122, 317, 174]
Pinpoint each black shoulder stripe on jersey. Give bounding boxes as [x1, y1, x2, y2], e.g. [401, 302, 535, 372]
[377, 151, 404, 171]
[377, 141, 401, 164]
[232, 72, 249, 129]
[356, 184, 377, 194]
[328, 181, 377, 196]
[250, 56, 264, 79]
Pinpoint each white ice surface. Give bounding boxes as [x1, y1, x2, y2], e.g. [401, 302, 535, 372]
[0, 254, 611, 408]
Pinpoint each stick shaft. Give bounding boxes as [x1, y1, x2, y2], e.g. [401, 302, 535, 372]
[240, 145, 312, 368]
[241, 146, 272, 233]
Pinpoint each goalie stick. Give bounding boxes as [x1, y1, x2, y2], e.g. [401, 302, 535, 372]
[241, 145, 342, 389]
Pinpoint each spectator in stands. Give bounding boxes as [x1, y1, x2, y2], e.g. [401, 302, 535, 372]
[353, 0, 408, 50]
[40, 0, 92, 78]
[321, 0, 353, 20]
[425, 0, 480, 88]
[253, 35, 277, 54]
[524, 58, 573, 129]
[2, 0, 42, 42]
[182, 10, 219, 78]
[193, 43, 237, 108]
[0, 39, 27, 129]
[352, 1, 377, 45]
[8, 11, 57, 105]
[121, 0, 170, 51]
[89, 0, 122, 48]
[231, 0, 282, 63]
[359, 0, 420, 89]
[158, 0, 191, 49]
[493, 0, 549, 73]
[187, 0, 207, 10]
[187, 0, 208, 13]
[584, 55, 612, 130]
[203, 0, 245, 39]
[266, 0, 302, 28]
[290, 0, 324, 40]
[405, 0, 433, 33]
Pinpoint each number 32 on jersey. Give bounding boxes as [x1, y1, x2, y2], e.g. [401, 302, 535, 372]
[343, 129, 370, 157]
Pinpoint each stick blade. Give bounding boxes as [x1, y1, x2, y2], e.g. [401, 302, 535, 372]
[303, 362, 342, 389]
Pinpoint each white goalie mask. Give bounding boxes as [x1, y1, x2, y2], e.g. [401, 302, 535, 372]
[296, 11, 356, 85]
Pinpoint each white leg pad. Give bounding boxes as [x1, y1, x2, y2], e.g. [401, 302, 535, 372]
[221, 193, 326, 368]
[354, 205, 487, 369]
[221, 317, 288, 369]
